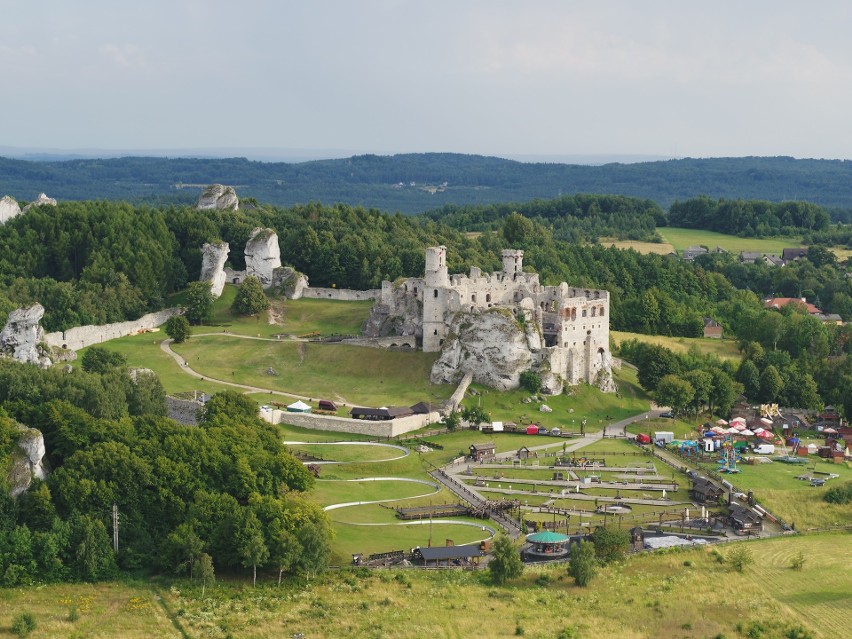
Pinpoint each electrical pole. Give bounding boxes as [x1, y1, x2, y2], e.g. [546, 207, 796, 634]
[112, 503, 119, 554]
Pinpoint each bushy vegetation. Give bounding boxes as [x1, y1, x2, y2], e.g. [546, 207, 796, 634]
[823, 481, 852, 505]
[0, 356, 330, 585]
[669, 196, 829, 237]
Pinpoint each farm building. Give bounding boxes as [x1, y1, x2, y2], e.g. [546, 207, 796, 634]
[350, 406, 414, 421]
[412, 543, 485, 567]
[728, 504, 764, 535]
[690, 477, 724, 504]
[469, 442, 496, 462]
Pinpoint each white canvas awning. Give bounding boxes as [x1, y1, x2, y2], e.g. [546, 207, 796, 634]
[286, 400, 312, 413]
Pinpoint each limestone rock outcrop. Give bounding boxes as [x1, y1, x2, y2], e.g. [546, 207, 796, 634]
[197, 184, 239, 211]
[7, 425, 49, 498]
[21, 192, 57, 213]
[245, 227, 281, 287]
[200, 241, 229, 298]
[0, 195, 22, 224]
[276, 266, 309, 299]
[430, 310, 535, 390]
[0, 304, 52, 368]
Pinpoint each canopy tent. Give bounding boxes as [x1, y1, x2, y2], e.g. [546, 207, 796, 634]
[760, 417, 773, 426]
[731, 424, 746, 431]
[716, 418, 729, 426]
[758, 431, 774, 440]
[730, 417, 747, 425]
[740, 429, 755, 436]
[286, 400, 312, 413]
[753, 427, 766, 434]
[824, 427, 838, 434]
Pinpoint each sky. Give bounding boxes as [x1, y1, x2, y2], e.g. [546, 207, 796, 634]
[3, 1, 852, 161]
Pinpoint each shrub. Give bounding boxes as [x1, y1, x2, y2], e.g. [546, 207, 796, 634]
[823, 481, 852, 505]
[520, 371, 542, 394]
[568, 541, 597, 587]
[790, 551, 805, 571]
[165, 315, 191, 343]
[727, 545, 754, 573]
[11, 613, 36, 638]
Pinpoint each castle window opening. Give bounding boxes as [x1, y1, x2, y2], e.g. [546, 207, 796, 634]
[433, 329, 438, 335]
[582, 309, 587, 317]
[433, 289, 438, 298]
[486, 293, 491, 303]
[600, 306, 605, 316]
[591, 307, 596, 317]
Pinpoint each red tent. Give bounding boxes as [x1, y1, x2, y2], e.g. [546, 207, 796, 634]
[526, 425, 539, 435]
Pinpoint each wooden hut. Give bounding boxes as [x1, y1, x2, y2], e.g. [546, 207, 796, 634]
[469, 442, 496, 462]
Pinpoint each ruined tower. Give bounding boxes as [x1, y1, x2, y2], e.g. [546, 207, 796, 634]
[502, 249, 524, 278]
[422, 246, 449, 352]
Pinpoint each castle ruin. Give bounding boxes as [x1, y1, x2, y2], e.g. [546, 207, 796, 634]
[367, 246, 616, 393]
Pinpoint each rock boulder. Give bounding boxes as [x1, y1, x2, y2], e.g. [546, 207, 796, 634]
[275, 266, 309, 299]
[21, 192, 57, 213]
[431, 310, 534, 390]
[244, 227, 281, 287]
[0, 304, 52, 368]
[0, 195, 22, 224]
[7, 425, 49, 498]
[197, 184, 239, 211]
[200, 241, 229, 298]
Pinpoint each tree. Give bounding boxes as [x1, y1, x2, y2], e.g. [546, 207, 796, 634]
[591, 526, 629, 564]
[80, 346, 126, 374]
[198, 552, 215, 597]
[759, 365, 783, 403]
[726, 545, 754, 573]
[568, 540, 596, 586]
[737, 360, 761, 400]
[238, 512, 269, 587]
[296, 521, 331, 581]
[231, 276, 270, 315]
[442, 410, 460, 432]
[167, 523, 204, 579]
[184, 281, 214, 325]
[708, 368, 741, 417]
[461, 405, 490, 429]
[519, 370, 542, 394]
[164, 315, 190, 343]
[683, 370, 712, 415]
[488, 534, 523, 585]
[654, 375, 694, 416]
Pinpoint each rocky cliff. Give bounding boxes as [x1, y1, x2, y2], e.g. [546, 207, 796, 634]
[275, 266, 309, 299]
[363, 281, 422, 339]
[21, 192, 57, 213]
[7, 425, 49, 498]
[0, 304, 53, 368]
[200, 241, 229, 298]
[430, 310, 535, 390]
[196, 184, 239, 211]
[245, 227, 281, 287]
[0, 195, 22, 224]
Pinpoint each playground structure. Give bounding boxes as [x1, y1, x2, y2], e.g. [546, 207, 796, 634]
[717, 436, 741, 473]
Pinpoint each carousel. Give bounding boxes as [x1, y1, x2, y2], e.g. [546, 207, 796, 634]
[522, 531, 572, 562]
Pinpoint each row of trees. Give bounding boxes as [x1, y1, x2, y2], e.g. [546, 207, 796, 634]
[669, 196, 830, 236]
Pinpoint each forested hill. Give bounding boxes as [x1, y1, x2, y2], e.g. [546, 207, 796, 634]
[3, 154, 852, 216]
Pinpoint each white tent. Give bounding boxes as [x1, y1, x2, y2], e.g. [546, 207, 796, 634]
[286, 400, 312, 413]
[716, 418, 729, 426]
[740, 429, 755, 436]
[760, 417, 773, 426]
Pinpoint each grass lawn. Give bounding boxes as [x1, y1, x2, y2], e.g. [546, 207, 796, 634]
[171, 337, 452, 407]
[460, 367, 651, 431]
[139, 533, 846, 639]
[311, 479, 439, 509]
[658, 227, 803, 255]
[193, 285, 372, 338]
[278, 423, 378, 443]
[601, 238, 675, 255]
[77, 333, 233, 396]
[286, 444, 408, 464]
[612, 330, 742, 361]
[625, 416, 698, 439]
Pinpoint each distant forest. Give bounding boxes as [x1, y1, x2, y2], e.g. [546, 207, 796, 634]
[3, 153, 852, 219]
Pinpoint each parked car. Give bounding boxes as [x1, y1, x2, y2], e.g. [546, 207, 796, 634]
[660, 411, 674, 419]
[810, 479, 825, 487]
[538, 427, 549, 435]
[635, 433, 652, 445]
[550, 427, 562, 436]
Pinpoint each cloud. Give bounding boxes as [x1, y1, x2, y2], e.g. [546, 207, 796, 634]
[98, 43, 148, 69]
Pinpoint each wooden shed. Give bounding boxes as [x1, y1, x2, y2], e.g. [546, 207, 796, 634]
[469, 442, 496, 462]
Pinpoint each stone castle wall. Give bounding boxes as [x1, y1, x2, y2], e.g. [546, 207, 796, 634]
[261, 409, 440, 437]
[43, 308, 182, 351]
[299, 287, 381, 301]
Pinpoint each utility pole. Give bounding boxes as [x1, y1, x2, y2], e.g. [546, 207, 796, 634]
[112, 503, 119, 554]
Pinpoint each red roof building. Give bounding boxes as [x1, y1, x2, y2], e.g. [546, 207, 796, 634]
[763, 297, 822, 315]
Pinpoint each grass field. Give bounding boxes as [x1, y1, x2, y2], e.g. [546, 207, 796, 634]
[195, 285, 373, 338]
[602, 239, 675, 254]
[460, 367, 651, 430]
[612, 330, 742, 361]
[171, 337, 452, 407]
[658, 227, 803, 255]
[3, 534, 846, 639]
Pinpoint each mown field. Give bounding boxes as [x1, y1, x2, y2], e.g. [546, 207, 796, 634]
[658, 227, 803, 255]
[4, 534, 846, 639]
[612, 330, 742, 361]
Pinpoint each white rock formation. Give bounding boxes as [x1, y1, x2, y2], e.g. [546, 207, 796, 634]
[21, 192, 57, 213]
[0, 195, 22, 224]
[0, 304, 52, 368]
[276, 266, 309, 299]
[244, 227, 281, 287]
[430, 310, 535, 390]
[8, 425, 49, 498]
[200, 241, 229, 298]
[196, 184, 239, 211]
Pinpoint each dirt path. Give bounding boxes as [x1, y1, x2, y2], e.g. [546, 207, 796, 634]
[159, 337, 347, 404]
